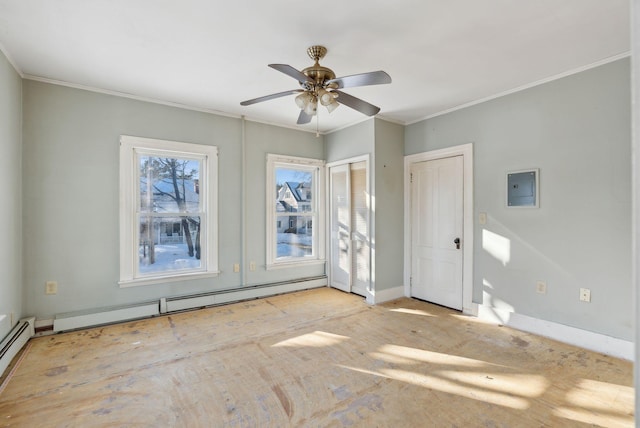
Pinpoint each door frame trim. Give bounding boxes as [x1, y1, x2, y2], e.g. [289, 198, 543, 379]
[404, 143, 474, 314]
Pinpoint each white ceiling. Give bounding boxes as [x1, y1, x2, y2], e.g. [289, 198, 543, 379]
[0, 0, 631, 133]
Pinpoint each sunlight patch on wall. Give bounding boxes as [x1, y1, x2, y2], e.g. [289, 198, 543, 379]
[272, 331, 349, 348]
[482, 229, 511, 266]
[480, 279, 514, 324]
[482, 278, 514, 312]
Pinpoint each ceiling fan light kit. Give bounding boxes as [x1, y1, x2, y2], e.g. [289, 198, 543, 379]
[240, 45, 391, 126]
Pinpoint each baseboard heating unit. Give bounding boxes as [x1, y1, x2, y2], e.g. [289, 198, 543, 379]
[161, 276, 327, 313]
[53, 302, 160, 332]
[0, 317, 35, 377]
[52, 276, 327, 332]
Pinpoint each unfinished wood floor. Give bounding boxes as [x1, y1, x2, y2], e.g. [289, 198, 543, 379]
[0, 288, 633, 427]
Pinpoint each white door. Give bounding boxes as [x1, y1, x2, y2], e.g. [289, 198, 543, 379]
[349, 163, 370, 297]
[410, 156, 463, 310]
[329, 162, 370, 296]
[329, 164, 351, 292]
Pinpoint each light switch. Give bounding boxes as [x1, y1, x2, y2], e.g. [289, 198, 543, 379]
[479, 212, 487, 225]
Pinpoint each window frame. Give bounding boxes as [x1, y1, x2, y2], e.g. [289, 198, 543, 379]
[119, 135, 219, 287]
[266, 154, 325, 270]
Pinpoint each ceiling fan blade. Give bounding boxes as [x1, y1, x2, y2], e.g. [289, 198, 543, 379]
[240, 89, 303, 106]
[269, 64, 314, 84]
[334, 90, 381, 116]
[297, 110, 313, 125]
[326, 71, 391, 89]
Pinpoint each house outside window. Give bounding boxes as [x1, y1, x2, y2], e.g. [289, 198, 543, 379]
[266, 154, 325, 269]
[119, 136, 218, 286]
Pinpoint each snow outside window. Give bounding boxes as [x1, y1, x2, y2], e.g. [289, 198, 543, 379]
[119, 136, 219, 287]
[266, 154, 325, 269]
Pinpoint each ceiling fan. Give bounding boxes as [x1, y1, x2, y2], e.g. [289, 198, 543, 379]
[240, 45, 391, 125]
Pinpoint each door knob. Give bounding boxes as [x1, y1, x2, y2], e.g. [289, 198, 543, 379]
[454, 237, 461, 249]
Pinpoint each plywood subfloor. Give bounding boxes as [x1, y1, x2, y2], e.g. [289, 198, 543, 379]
[0, 287, 633, 427]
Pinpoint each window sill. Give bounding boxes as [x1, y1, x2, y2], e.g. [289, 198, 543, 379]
[119, 271, 220, 288]
[266, 259, 326, 271]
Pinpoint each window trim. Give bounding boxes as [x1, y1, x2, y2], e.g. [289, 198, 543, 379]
[119, 135, 219, 287]
[266, 154, 325, 270]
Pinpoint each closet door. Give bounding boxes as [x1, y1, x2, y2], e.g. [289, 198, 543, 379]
[329, 161, 370, 297]
[329, 164, 351, 293]
[349, 162, 369, 297]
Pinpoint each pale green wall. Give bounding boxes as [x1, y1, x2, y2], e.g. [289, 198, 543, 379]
[0, 50, 22, 334]
[325, 120, 374, 163]
[22, 81, 324, 318]
[13, 54, 634, 344]
[406, 58, 632, 340]
[373, 119, 404, 292]
[631, 0, 639, 412]
[243, 121, 325, 284]
[325, 118, 404, 296]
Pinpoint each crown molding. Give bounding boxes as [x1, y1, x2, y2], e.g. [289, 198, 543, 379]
[24, 74, 241, 119]
[407, 51, 632, 125]
[0, 41, 24, 78]
[23, 74, 333, 135]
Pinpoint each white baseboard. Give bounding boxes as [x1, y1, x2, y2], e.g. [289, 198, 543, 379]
[477, 304, 633, 361]
[371, 285, 405, 304]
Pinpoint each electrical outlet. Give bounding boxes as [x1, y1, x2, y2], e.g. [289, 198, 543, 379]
[536, 281, 547, 294]
[250, 261, 256, 271]
[233, 263, 240, 273]
[579, 288, 591, 302]
[45, 281, 58, 295]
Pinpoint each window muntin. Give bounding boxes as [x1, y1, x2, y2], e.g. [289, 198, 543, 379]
[266, 154, 325, 269]
[120, 136, 218, 286]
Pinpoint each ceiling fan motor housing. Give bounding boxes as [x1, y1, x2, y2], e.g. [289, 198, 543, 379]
[240, 44, 389, 123]
[301, 45, 336, 88]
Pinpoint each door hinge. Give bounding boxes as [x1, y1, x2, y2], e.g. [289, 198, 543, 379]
[410, 173, 413, 183]
[410, 276, 412, 287]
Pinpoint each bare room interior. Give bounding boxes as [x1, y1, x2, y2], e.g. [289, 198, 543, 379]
[1, 1, 639, 426]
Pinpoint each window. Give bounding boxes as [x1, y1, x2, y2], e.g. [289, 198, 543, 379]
[266, 154, 325, 269]
[119, 136, 218, 286]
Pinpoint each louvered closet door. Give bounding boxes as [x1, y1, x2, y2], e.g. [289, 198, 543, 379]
[329, 164, 351, 293]
[350, 162, 369, 297]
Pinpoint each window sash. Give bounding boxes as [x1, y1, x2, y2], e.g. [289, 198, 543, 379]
[137, 152, 204, 215]
[119, 135, 218, 287]
[266, 154, 325, 269]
